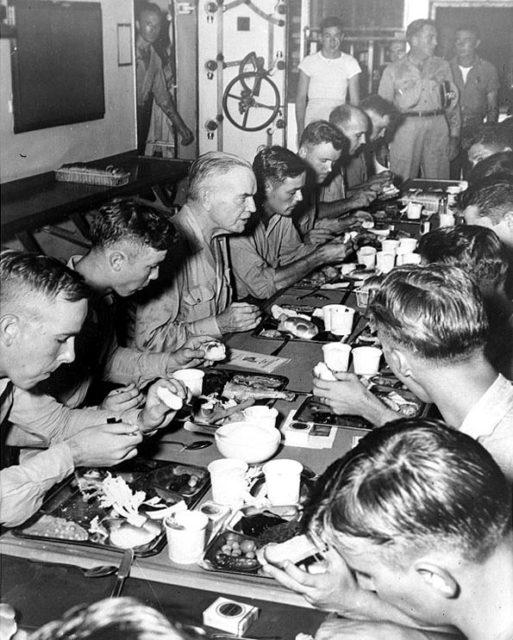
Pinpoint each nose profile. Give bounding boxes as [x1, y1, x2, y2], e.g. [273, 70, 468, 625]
[61, 338, 76, 364]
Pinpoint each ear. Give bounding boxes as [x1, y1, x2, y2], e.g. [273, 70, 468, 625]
[414, 560, 459, 599]
[298, 146, 307, 160]
[505, 210, 513, 229]
[264, 179, 273, 194]
[0, 315, 20, 347]
[387, 346, 413, 379]
[108, 250, 126, 272]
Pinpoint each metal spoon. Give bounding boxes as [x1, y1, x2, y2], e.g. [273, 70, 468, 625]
[159, 439, 212, 452]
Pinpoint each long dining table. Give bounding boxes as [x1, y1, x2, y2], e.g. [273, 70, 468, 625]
[0, 282, 384, 635]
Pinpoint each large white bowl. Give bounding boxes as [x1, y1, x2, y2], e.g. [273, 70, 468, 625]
[215, 421, 281, 464]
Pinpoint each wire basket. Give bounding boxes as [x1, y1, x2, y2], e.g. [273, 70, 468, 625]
[55, 165, 130, 186]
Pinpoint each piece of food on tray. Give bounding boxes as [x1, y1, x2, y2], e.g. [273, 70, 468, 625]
[21, 514, 88, 541]
[196, 395, 253, 425]
[222, 377, 295, 402]
[279, 317, 319, 340]
[203, 340, 227, 362]
[209, 531, 260, 572]
[156, 386, 184, 411]
[257, 534, 319, 568]
[109, 519, 161, 549]
[376, 390, 423, 417]
[313, 362, 337, 381]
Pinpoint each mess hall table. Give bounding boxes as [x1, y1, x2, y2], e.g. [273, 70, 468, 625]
[1, 152, 190, 252]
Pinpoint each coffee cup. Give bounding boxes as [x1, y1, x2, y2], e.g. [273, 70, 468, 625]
[381, 239, 399, 254]
[406, 202, 423, 220]
[322, 304, 355, 336]
[352, 346, 382, 375]
[357, 246, 377, 269]
[375, 251, 395, 273]
[398, 237, 417, 252]
[172, 369, 205, 397]
[208, 458, 248, 507]
[243, 405, 279, 429]
[322, 343, 352, 372]
[399, 252, 421, 265]
[263, 459, 303, 506]
[165, 510, 209, 564]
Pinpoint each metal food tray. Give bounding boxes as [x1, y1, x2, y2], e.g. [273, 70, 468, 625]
[13, 458, 210, 557]
[254, 315, 347, 344]
[201, 368, 289, 398]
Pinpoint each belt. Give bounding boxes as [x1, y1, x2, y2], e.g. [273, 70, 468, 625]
[404, 109, 445, 118]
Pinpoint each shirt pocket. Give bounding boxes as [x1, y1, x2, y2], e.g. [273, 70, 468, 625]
[182, 284, 216, 318]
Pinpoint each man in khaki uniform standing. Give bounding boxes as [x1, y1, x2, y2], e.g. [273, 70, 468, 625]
[379, 19, 460, 183]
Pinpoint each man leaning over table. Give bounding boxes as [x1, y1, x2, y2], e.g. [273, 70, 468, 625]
[39, 199, 213, 410]
[0, 251, 185, 527]
[265, 420, 513, 640]
[229, 146, 351, 301]
[379, 19, 460, 183]
[313, 264, 513, 484]
[127, 152, 261, 354]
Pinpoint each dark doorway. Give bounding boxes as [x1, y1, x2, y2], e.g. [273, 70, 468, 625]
[431, 3, 513, 113]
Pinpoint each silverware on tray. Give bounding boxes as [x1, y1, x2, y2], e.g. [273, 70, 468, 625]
[110, 548, 134, 598]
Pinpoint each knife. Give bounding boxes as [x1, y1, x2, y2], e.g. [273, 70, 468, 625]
[110, 548, 134, 598]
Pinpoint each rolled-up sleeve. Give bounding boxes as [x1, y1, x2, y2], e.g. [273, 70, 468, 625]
[230, 235, 280, 300]
[0, 443, 74, 527]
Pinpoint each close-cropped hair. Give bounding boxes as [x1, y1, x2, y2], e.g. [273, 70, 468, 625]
[137, 2, 161, 20]
[406, 19, 436, 42]
[253, 146, 307, 193]
[27, 597, 188, 640]
[187, 151, 253, 202]
[299, 120, 345, 151]
[89, 199, 177, 253]
[468, 151, 513, 183]
[369, 264, 489, 361]
[455, 24, 480, 40]
[417, 225, 508, 292]
[360, 94, 397, 119]
[306, 418, 512, 567]
[469, 123, 513, 152]
[0, 250, 89, 308]
[320, 16, 343, 33]
[460, 175, 513, 223]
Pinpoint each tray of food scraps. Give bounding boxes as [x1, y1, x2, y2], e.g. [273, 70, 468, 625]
[200, 467, 318, 577]
[13, 459, 210, 556]
[183, 369, 295, 433]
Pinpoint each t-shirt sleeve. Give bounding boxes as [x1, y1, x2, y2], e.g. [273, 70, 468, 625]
[298, 54, 314, 76]
[346, 55, 362, 79]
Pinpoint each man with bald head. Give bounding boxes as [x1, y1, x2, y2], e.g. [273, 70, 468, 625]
[129, 152, 262, 353]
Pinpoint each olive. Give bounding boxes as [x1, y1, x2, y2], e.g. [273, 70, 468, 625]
[240, 539, 256, 553]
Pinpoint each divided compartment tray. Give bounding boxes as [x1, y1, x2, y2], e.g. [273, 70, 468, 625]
[201, 368, 289, 398]
[254, 314, 353, 344]
[13, 458, 210, 557]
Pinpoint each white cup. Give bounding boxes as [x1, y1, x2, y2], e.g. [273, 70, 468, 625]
[357, 246, 377, 269]
[263, 459, 303, 506]
[381, 239, 399, 254]
[406, 202, 423, 220]
[439, 212, 455, 227]
[172, 369, 205, 397]
[322, 343, 352, 372]
[322, 304, 355, 336]
[208, 458, 248, 507]
[352, 346, 382, 375]
[243, 405, 279, 429]
[398, 237, 418, 252]
[165, 510, 209, 564]
[375, 251, 395, 273]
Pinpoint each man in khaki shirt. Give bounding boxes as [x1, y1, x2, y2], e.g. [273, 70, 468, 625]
[379, 19, 460, 182]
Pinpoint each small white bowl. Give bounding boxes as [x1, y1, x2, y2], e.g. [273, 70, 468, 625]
[215, 421, 281, 464]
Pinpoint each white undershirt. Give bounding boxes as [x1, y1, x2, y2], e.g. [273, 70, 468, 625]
[459, 65, 473, 84]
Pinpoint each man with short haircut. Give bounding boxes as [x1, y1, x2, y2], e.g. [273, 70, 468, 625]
[136, 2, 193, 154]
[449, 24, 500, 178]
[379, 19, 460, 182]
[0, 251, 182, 527]
[128, 152, 261, 353]
[295, 120, 370, 240]
[313, 265, 513, 483]
[289, 420, 513, 640]
[40, 199, 212, 409]
[466, 124, 513, 167]
[462, 175, 513, 252]
[229, 147, 350, 300]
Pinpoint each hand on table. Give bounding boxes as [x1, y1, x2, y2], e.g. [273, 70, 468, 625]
[67, 422, 143, 467]
[100, 383, 143, 412]
[312, 373, 396, 426]
[304, 227, 338, 245]
[217, 302, 262, 334]
[262, 547, 362, 613]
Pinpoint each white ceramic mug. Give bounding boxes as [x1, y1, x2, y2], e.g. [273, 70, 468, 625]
[172, 369, 205, 397]
[208, 458, 248, 507]
[381, 239, 399, 254]
[357, 246, 377, 269]
[406, 202, 423, 220]
[398, 237, 418, 252]
[322, 343, 352, 372]
[263, 459, 303, 506]
[165, 510, 209, 564]
[352, 346, 382, 375]
[243, 405, 279, 429]
[376, 251, 395, 273]
[322, 304, 355, 336]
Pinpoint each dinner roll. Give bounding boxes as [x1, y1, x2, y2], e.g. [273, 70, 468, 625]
[280, 317, 318, 340]
[203, 340, 226, 362]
